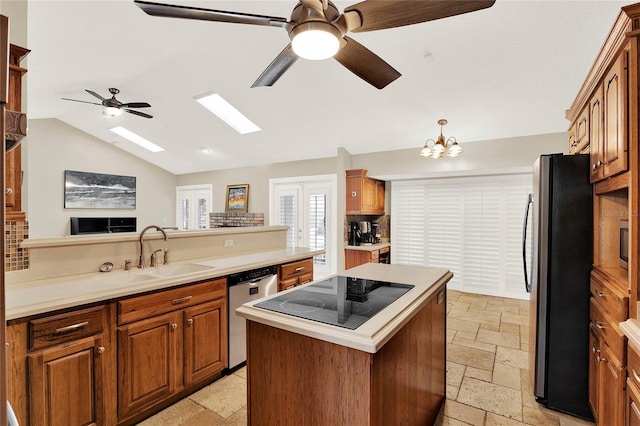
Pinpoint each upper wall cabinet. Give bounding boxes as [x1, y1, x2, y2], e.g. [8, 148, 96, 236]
[568, 42, 629, 183]
[602, 48, 628, 179]
[345, 169, 385, 215]
[569, 105, 590, 155]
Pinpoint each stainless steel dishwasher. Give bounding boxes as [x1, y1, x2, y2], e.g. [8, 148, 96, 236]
[228, 265, 278, 370]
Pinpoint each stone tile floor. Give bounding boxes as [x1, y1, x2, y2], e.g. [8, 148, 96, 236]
[138, 289, 596, 425]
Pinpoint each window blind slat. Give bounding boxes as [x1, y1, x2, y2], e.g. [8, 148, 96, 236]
[392, 174, 532, 299]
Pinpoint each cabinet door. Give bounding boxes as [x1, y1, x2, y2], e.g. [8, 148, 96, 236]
[572, 107, 589, 154]
[361, 178, 377, 212]
[345, 249, 371, 270]
[589, 325, 600, 422]
[117, 312, 181, 419]
[590, 85, 604, 182]
[183, 299, 227, 386]
[628, 381, 640, 426]
[346, 176, 363, 213]
[603, 49, 628, 178]
[600, 344, 625, 426]
[375, 179, 386, 212]
[28, 335, 106, 426]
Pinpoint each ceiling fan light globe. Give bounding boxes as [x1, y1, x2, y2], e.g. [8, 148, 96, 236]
[291, 22, 341, 60]
[103, 106, 123, 117]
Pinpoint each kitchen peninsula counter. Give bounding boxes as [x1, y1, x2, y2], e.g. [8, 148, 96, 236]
[237, 262, 452, 426]
[5, 247, 323, 320]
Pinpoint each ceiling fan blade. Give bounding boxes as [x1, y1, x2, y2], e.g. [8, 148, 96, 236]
[333, 37, 400, 89]
[125, 109, 153, 119]
[345, 0, 496, 33]
[251, 44, 299, 88]
[61, 98, 102, 106]
[134, 0, 289, 29]
[121, 102, 151, 108]
[85, 89, 106, 101]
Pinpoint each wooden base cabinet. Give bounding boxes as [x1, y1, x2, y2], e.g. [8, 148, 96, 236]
[7, 304, 117, 426]
[117, 311, 181, 419]
[29, 336, 107, 426]
[117, 279, 227, 424]
[278, 258, 313, 291]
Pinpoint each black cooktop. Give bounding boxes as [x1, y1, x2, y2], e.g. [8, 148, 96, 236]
[254, 276, 414, 330]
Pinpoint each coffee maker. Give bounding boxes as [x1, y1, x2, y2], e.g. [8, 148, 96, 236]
[349, 222, 361, 246]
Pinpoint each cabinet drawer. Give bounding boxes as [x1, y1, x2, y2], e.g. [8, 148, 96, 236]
[298, 272, 313, 285]
[591, 271, 628, 322]
[118, 278, 226, 325]
[379, 246, 390, 255]
[590, 297, 625, 362]
[628, 343, 640, 391]
[29, 305, 105, 351]
[279, 259, 313, 281]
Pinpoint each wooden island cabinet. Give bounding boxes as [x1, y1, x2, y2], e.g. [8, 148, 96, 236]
[238, 263, 451, 426]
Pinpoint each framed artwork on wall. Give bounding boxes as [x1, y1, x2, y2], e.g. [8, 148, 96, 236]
[64, 170, 136, 209]
[225, 184, 249, 213]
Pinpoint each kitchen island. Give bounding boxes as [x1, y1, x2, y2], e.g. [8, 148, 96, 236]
[236, 262, 452, 426]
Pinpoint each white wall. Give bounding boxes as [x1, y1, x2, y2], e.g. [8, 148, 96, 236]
[353, 132, 566, 179]
[176, 157, 337, 224]
[23, 116, 567, 239]
[26, 119, 177, 238]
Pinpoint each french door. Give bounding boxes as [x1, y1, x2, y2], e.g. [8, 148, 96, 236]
[270, 176, 336, 279]
[176, 185, 212, 231]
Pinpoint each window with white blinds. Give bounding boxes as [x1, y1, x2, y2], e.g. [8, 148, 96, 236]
[391, 173, 532, 299]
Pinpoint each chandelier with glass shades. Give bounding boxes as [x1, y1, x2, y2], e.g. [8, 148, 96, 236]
[420, 119, 463, 159]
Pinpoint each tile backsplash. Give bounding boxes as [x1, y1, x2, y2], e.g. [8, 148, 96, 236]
[6, 220, 29, 271]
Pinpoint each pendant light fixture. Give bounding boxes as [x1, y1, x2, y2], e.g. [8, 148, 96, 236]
[420, 119, 463, 159]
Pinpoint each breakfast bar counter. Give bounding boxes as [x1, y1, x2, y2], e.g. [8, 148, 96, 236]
[236, 262, 452, 426]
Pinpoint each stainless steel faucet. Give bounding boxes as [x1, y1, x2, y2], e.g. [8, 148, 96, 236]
[139, 225, 168, 268]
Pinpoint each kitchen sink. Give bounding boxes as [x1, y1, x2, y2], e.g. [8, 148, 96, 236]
[148, 263, 214, 277]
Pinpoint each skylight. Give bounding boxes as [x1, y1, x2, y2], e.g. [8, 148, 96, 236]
[110, 126, 165, 153]
[194, 92, 261, 134]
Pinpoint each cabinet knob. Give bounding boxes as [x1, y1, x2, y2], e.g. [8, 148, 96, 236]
[187, 318, 193, 326]
[170, 323, 177, 330]
[5, 188, 12, 194]
[97, 346, 105, 354]
[595, 321, 605, 330]
[596, 290, 605, 298]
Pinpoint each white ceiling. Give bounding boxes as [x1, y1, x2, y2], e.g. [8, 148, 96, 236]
[25, 0, 629, 175]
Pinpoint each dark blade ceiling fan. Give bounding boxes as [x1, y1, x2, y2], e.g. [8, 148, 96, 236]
[62, 88, 153, 118]
[134, 0, 495, 89]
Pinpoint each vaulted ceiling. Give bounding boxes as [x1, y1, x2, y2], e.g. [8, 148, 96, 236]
[25, 0, 628, 174]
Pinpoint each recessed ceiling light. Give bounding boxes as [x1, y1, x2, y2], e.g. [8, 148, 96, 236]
[109, 126, 164, 153]
[194, 92, 261, 135]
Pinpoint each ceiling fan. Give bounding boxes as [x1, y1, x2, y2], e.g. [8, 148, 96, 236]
[134, 0, 495, 89]
[62, 88, 153, 118]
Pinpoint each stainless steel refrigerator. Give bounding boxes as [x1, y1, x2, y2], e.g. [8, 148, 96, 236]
[523, 153, 593, 420]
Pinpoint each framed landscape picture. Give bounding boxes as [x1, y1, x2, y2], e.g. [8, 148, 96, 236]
[225, 184, 249, 213]
[64, 170, 136, 209]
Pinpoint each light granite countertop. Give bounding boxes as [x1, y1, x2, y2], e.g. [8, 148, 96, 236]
[344, 242, 391, 251]
[236, 262, 452, 353]
[6, 247, 323, 321]
[621, 319, 640, 351]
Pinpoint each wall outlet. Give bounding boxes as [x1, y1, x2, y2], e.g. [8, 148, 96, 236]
[224, 239, 234, 247]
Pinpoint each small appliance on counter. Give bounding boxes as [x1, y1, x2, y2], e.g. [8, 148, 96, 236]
[349, 221, 361, 246]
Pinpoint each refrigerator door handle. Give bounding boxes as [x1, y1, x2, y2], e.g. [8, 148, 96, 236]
[523, 193, 533, 293]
